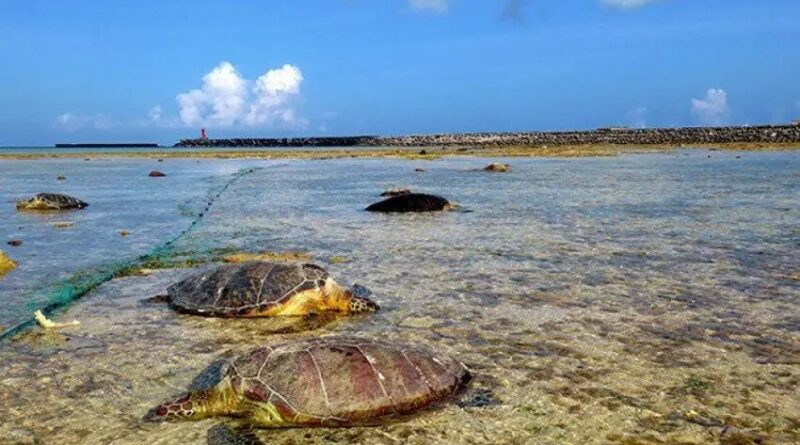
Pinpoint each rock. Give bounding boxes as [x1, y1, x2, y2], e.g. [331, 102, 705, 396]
[366, 193, 453, 213]
[52, 222, 74, 229]
[120, 230, 129, 237]
[418, 149, 427, 155]
[380, 187, 412, 197]
[483, 162, 511, 173]
[148, 171, 167, 177]
[414, 168, 426, 172]
[7, 240, 22, 247]
[57, 175, 66, 181]
[157, 159, 164, 162]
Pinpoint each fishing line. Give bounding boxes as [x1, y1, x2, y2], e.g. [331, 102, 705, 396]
[0, 167, 260, 342]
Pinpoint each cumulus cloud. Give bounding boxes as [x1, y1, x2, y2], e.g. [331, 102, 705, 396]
[409, 0, 448, 12]
[176, 61, 303, 129]
[246, 64, 303, 126]
[601, 0, 660, 9]
[691, 88, 729, 126]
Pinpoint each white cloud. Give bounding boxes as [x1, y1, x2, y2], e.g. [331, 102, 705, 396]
[176, 61, 303, 129]
[246, 64, 303, 126]
[409, 0, 449, 12]
[54, 112, 113, 131]
[602, 0, 660, 9]
[691, 88, 729, 126]
[148, 105, 163, 122]
[625, 106, 648, 128]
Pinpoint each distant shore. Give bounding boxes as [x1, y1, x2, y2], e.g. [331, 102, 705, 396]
[2, 124, 800, 160]
[174, 124, 800, 148]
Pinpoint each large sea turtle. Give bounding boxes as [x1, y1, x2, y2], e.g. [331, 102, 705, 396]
[365, 193, 455, 213]
[146, 336, 470, 429]
[161, 261, 378, 317]
[15, 193, 88, 210]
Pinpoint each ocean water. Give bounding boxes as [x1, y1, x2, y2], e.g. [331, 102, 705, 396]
[0, 150, 798, 445]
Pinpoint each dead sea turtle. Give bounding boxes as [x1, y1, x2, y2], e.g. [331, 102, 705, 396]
[366, 193, 454, 213]
[161, 261, 378, 317]
[15, 193, 88, 210]
[146, 336, 470, 428]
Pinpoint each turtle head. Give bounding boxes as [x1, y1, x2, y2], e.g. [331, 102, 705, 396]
[347, 284, 379, 313]
[145, 383, 237, 422]
[145, 391, 212, 422]
[322, 279, 379, 313]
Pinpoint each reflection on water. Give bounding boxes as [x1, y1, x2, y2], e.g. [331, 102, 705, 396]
[0, 150, 798, 445]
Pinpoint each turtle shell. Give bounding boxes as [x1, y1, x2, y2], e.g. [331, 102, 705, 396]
[16, 193, 88, 210]
[365, 193, 450, 213]
[166, 261, 328, 316]
[227, 336, 470, 426]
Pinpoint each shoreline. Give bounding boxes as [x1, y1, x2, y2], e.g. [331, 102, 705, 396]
[1, 142, 799, 160]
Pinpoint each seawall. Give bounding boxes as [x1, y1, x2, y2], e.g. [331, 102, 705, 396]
[174, 124, 800, 148]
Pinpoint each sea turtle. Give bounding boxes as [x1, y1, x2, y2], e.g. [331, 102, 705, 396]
[365, 193, 455, 213]
[146, 336, 470, 429]
[15, 193, 88, 210]
[161, 261, 378, 317]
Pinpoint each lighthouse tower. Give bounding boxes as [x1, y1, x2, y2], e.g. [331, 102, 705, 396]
[200, 128, 208, 140]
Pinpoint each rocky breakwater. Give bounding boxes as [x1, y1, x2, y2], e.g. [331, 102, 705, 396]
[174, 124, 800, 148]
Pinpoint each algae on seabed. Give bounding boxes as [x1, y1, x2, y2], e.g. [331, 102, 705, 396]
[0, 250, 17, 277]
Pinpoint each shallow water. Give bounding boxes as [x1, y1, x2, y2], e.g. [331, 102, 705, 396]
[0, 150, 798, 445]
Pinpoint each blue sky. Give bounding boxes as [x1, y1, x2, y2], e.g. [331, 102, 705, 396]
[0, 0, 798, 145]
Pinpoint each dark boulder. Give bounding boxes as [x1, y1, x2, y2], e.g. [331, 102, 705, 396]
[366, 193, 453, 213]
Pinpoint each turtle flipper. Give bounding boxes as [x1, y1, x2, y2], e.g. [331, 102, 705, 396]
[207, 424, 264, 445]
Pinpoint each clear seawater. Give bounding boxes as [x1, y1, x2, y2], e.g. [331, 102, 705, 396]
[0, 150, 798, 445]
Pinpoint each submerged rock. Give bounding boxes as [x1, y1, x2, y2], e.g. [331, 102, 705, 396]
[7, 240, 22, 247]
[366, 193, 454, 213]
[483, 162, 511, 173]
[380, 187, 412, 197]
[57, 175, 66, 181]
[148, 171, 167, 177]
[15, 193, 88, 211]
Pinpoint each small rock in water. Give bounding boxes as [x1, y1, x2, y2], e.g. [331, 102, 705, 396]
[57, 175, 66, 181]
[483, 162, 511, 173]
[157, 159, 164, 162]
[52, 222, 74, 229]
[148, 170, 167, 177]
[414, 167, 426, 172]
[7, 240, 22, 247]
[120, 230, 129, 237]
[380, 187, 412, 197]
